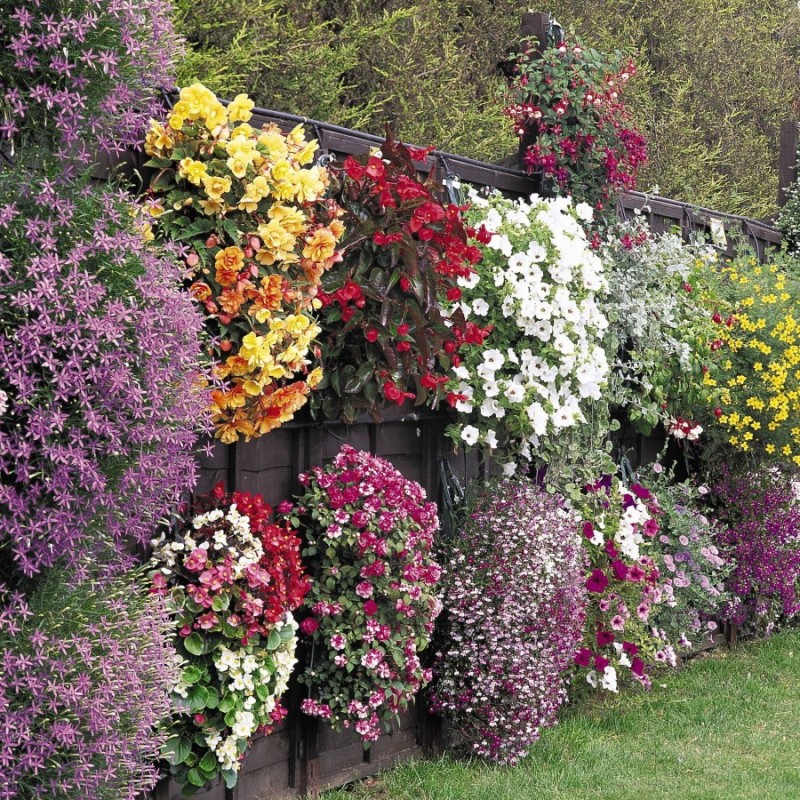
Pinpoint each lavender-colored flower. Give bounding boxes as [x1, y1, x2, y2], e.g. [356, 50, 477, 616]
[431, 478, 587, 765]
[0, 1, 179, 170]
[0, 564, 179, 800]
[0, 170, 208, 578]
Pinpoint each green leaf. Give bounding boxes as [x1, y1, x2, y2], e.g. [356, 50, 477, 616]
[211, 594, 230, 612]
[162, 735, 192, 766]
[182, 665, 203, 685]
[199, 751, 217, 773]
[344, 362, 375, 394]
[184, 633, 204, 656]
[186, 767, 207, 788]
[188, 684, 209, 712]
[222, 769, 239, 789]
[267, 627, 282, 650]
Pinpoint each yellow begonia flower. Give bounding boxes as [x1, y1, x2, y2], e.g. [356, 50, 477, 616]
[167, 113, 185, 132]
[270, 159, 293, 184]
[199, 198, 225, 216]
[269, 204, 307, 234]
[202, 174, 232, 200]
[295, 139, 318, 165]
[227, 156, 250, 179]
[228, 94, 255, 123]
[242, 379, 264, 396]
[258, 129, 290, 160]
[307, 367, 323, 388]
[303, 227, 338, 262]
[290, 167, 326, 203]
[286, 124, 307, 147]
[178, 158, 208, 186]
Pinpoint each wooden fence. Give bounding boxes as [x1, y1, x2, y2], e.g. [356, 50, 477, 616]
[148, 15, 784, 796]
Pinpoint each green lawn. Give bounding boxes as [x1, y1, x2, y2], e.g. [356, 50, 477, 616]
[325, 630, 800, 800]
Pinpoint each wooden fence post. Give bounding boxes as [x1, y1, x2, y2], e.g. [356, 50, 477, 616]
[778, 120, 799, 207]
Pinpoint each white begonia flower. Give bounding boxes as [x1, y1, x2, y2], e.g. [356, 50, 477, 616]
[472, 297, 490, 316]
[575, 201, 594, 222]
[461, 425, 480, 446]
[526, 402, 549, 436]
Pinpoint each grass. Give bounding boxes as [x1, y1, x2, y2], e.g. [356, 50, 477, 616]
[324, 630, 800, 800]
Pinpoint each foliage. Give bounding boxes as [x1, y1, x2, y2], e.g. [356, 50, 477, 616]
[150, 484, 309, 793]
[0, 0, 178, 172]
[0, 168, 206, 581]
[444, 188, 611, 484]
[776, 178, 800, 252]
[430, 478, 586, 765]
[552, 0, 800, 218]
[572, 475, 670, 693]
[642, 467, 732, 649]
[504, 33, 646, 217]
[0, 563, 178, 800]
[710, 466, 800, 632]
[176, 0, 800, 218]
[313, 135, 483, 423]
[708, 251, 800, 463]
[602, 219, 724, 436]
[287, 445, 441, 742]
[173, 0, 517, 162]
[145, 82, 345, 442]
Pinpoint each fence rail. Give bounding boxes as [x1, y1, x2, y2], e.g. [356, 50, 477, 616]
[148, 86, 782, 800]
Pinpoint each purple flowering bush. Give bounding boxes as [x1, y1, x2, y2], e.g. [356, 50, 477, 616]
[0, 563, 179, 800]
[643, 470, 732, 650]
[0, 169, 207, 579]
[0, 0, 179, 171]
[710, 466, 800, 632]
[286, 445, 442, 743]
[430, 478, 586, 765]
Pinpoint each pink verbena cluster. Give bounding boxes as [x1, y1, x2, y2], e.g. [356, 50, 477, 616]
[288, 445, 441, 742]
[430, 479, 586, 765]
[0, 568, 179, 800]
[0, 0, 178, 170]
[0, 170, 207, 578]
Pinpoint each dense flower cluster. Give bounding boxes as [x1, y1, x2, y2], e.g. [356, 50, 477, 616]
[602, 222, 724, 435]
[313, 132, 485, 423]
[709, 254, 800, 462]
[150, 484, 309, 792]
[0, 565, 178, 800]
[573, 475, 669, 692]
[287, 445, 441, 741]
[145, 83, 345, 441]
[644, 469, 732, 649]
[445, 189, 609, 475]
[0, 170, 206, 578]
[503, 34, 646, 216]
[430, 479, 586, 764]
[0, 0, 178, 170]
[711, 467, 800, 631]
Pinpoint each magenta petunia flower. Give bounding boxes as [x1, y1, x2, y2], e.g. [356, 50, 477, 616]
[586, 568, 609, 593]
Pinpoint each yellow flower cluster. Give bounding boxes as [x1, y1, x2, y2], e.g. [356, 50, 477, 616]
[714, 257, 800, 464]
[144, 83, 345, 442]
